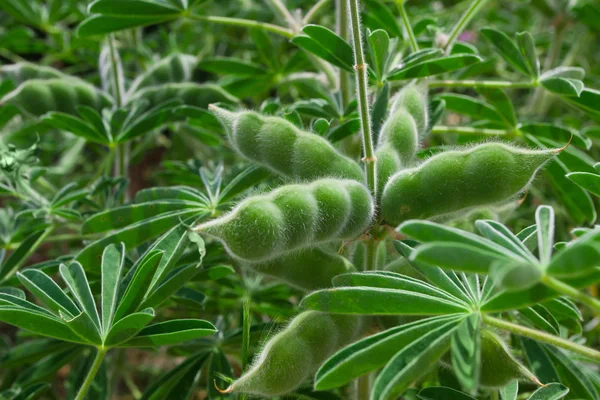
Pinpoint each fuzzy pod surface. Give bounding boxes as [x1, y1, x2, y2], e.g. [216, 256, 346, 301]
[225, 311, 363, 396]
[0, 79, 112, 116]
[0, 62, 65, 84]
[210, 106, 364, 182]
[479, 330, 538, 388]
[381, 143, 556, 226]
[390, 83, 429, 136]
[196, 179, 374, 262]
[249, 248, 354, 291]
[127, 54, 198, 95]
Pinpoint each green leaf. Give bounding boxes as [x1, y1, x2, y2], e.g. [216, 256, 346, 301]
[59, 262, 101, 330]
[371, 82, 390, 141]
[519, 306, 559, 335]
[563, 88, 600, 121]
[42, 112, 109, 144]
[291, 25, 354, 71]
[141, 263, 201, 309]
[363, 0, 402, 37]
[207, 348, 233, 400]
[418, 386, 477, 400]
[114, 250, 163, 321]
[371, 320, 460, 400]
[120, 319, 216, 347]
[516, 31, 539, 78]
[519, 123, 591, 151]
[546, 346, 599, 399]
[451, 314, 481, 393]
[489, 260, 542, 292]
[101, 243, 125, 336]
[481, 28, 531, 76]
[541, 77, 584, 97]
[435, 94, 503, 123]
[300, 287, 469, 315]
[0, 306, 85, 344]
[411, 242, 512, 273]
[527, 383, 569, 400]
[475, 220, 535, 262]
[388, 54, 482, 80]
[77, 0, 183, 36]
[547, 232, 600, 278]
[501, 380, 519, 400]
[197, 57, 265, 76]
[535, 206, 554, 265]
[368, 29, 390, 80]
[16, 269, 80, 318]
[0, 228, 50, 284]
[217, 166, 270, 204]
[104, 308, 155, 346]
[327, 118, 361, 142]
[476, 88, 517, 127]
[567, 172, 600, 197]
[315, 315, 462, 390]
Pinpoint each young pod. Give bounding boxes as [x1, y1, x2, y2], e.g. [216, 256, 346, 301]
[223, 311, 363, 396]
[249, 248, 354, 291]
[381, 143, 557, 226]
[128, 82, 237, 110]
[210, 106, 364, 182]
[0, 62, 65, 84]
[390, 83, 429, 136]
[126, 53, 197, 96]
[479, 330, 539, 388]
[196, 179, 374, 262]
[375, 108, 419, 203]
[0, 79, 112, 116]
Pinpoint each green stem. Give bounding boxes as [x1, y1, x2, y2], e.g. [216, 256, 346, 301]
[241, 299, 251, 371]
[356, 373, 371, 400]
[364, 240, 378, 271]
[187, 14, 294, 38]
[108, 35, 123, 107]
[347, 0, 376, 194]
[483, 315, 600, 363]
[444, 0, 490, 52]
[267, 0, 301, 31]
[304, 0, 331, 24]
[75, 348, 107, 400]
[542, 275, 600, 314]
[337, 0, 351, 108]
[428, 79, 537, 89]
[395, 0, 418, 52]
[431, 126, 511, 136]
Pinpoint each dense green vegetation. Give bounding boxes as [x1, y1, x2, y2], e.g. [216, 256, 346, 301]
[1, 0, 600, 399]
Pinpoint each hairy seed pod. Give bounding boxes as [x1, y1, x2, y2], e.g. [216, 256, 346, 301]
[126, 53, 197, 96]
[196, 179, 374, 262]
[128, 83, 237, 109]
[210, 106, 364, 181]
[480, 330, 539, 388]
[390, 83, 429, 136]
[0, 62, 65, 84]
[0, 79, 112, 116]
[224, 311, 363, 396]
[249, 248, 354, 291]
[381, 143, 557, 226]
[375, 107, 419, 203]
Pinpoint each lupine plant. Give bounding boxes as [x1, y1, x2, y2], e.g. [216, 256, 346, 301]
[1, 0, 600, 399]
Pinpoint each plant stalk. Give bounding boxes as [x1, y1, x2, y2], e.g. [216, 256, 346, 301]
[242, 299, 251, 371]
[428, 79, 536, 89]
[542, 276, 600, 314]
[75, 348, 107, 400]
[187, 14, 295, 38]
[347, 0, 376, 194]
[444, 0, 489, 52]
[364, 240, 378, 271]
[483, 316, 600, 363]
[395, 0, 418, 52]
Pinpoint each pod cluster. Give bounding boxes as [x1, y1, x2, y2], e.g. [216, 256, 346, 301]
[225, 311, 363, 396]
[381, 142, 557, 226]
[249, 248, 354, 291]
[196, 179, 374, 262]
[210, 106, 364, 182]
[0, 78, 111, 116]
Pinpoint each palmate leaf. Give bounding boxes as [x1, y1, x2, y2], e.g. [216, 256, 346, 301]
[104, 308, 155, 346]
[546, 345, 599, 399]
[371, 320, 461, 400]
[101, 243, 125, 337]
[480, 28, 531, 76]
[119, 319, 216, 347]
[315, 315, 465, 390]
[521, 337, 560, 385]
[451, 314, 481, 394]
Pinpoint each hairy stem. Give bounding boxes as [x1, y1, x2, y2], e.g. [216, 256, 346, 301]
[542, 275, 600, 314]
[242, 299, 251, 371]
[337, 0, 352, 108]
[444, 0, 490, 52]
[431, 126, 512, 136]
[364, 240, 378, 271]
[428, 79, 537, 89]
[395, 0, 418, 52]
[187, 14, 295, 38]
[75, 348, 107, 400]
[347, 0, 376, 193]
[483, 316, 600, 363]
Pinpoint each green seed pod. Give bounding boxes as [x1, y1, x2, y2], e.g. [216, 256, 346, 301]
[196, 179, 374, 262]
[126, 53, 198, 96]
[381, 143, 556, 226]
[224, 311, 363, 396]
[0, 62, 65, 84]
[0, 79, 112, 116]
[249, 248, 354, 291]
[390, 83, 429, 136]
[210, 106, 364, 182]
[479, 330, 539, 388]
[128, 83, 237, 109]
